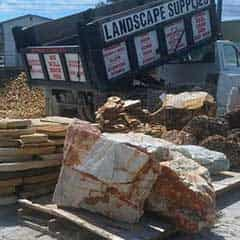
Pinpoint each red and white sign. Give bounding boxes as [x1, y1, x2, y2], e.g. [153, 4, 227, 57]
[134, 31, 160, 67]
[103, 42, 130, 80]
[26, 53, 44, 79]
[65, 53, 86, 82]
[192, 10, 211, 43]
[164, 20, 187, 54]
[44, 54, 65, 81]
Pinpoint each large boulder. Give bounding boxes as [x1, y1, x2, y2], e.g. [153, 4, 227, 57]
[54, 121, 170, 223]
[174, 145, 230, 174]
[200, 135, 240, 168]
[146, 153, 216, 233]
[151, 92, 216, 130]
[183, 115, 229, 142]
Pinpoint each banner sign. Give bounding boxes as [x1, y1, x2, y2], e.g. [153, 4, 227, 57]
[102, 0, 210, 42]
[65, 53, 86, 82]
[192, 10, 211, 43]
[26, 53, 44, 79]
[164, 20, 187, 54]
[103, 42, 130, 79]
[44, 54, 65, 81]
[134, 30, 160, 67]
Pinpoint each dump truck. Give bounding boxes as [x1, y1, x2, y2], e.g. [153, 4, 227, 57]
[14, 0, 222, 120]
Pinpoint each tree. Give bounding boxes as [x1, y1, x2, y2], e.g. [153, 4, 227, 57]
[96, 0, 122, 7]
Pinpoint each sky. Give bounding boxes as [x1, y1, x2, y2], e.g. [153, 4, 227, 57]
[0, 0, 239, 22]
[0, 0, 103, 21]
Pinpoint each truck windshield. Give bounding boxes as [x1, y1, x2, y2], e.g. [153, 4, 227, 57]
[223, 44, 239, 67]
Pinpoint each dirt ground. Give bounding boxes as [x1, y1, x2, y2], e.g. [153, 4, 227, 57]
[0, 189, 239, 240]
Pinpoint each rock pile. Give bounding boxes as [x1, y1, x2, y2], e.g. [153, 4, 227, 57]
[0, 73, 46, 118]
[95, 96, 166, 137]
[183, 115, 229, 142]
[96, 94, 240, 168]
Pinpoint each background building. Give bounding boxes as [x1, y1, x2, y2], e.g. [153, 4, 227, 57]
[0, 15, 51, 67]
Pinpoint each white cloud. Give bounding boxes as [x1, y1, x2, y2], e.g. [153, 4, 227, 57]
[0, 0, 102, 12]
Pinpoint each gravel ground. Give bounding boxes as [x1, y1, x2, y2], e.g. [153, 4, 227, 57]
[0, 190, 239, 240]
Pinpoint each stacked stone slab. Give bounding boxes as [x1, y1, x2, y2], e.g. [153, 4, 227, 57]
[0, 118, 67, 205]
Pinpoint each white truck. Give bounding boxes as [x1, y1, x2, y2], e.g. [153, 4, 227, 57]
[158, 40, 240, 115]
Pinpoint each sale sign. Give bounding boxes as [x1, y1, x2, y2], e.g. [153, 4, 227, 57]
[103, 42, 130, 80]
[192, 10, 211, 43]
[164, 20, 187, 54]
[44, 54, 65, 81]
[134, 30, 160, 67]
[65, 53, 86, 82]
[26, 53, 44, 79]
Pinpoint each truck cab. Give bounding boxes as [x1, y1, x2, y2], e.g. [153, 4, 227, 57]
[157, 40, 240, 115]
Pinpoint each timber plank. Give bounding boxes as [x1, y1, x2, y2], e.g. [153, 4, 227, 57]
[0, 167, 60, 180]
[0, 128, 35, 138]
[23, 172, 59, 184]
[20, 186, 56, 199]
[0, 146, 56, 157]
[0, 139, 22, 148]
[0, 159, 61, 172]
[19, 200, 176, 240]
[20, 133, 48, 144]
[23, 180, 57, 191]
[35, 125, 67, 138]
[0, 178, 22, 187]
[0, 119, 32, 129]
[213, 171, 240, 197]
[0, 186, 15, 196]
[41, 117, 74, 125]
[23, 140, 57, 148]
[0, 195, 17, 205]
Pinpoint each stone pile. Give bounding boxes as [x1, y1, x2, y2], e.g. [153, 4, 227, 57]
[0, 118, 67, 205]
[95, 96, 166, 137]
[0, 73, 46, 118]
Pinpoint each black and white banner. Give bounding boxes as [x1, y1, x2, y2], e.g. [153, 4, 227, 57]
[103, 0, 210, 42]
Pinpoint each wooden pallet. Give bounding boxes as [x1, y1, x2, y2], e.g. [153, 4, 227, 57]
[18, 171, 240, 240]
[213, 171, 240, 197]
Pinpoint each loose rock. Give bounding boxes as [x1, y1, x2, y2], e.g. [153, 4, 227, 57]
[225, 109, 240, 129]
[200, 135, 240, 168]
[146, 153, 216, 233]
[174, 145, 230, 174]
[183, 115, 229, 142]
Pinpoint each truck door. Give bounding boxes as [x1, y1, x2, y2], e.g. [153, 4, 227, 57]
[216, 41, 240, 115]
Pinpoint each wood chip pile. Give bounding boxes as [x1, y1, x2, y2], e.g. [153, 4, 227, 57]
[0, 73, 46, 118]
[0, 118, 69, 205]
